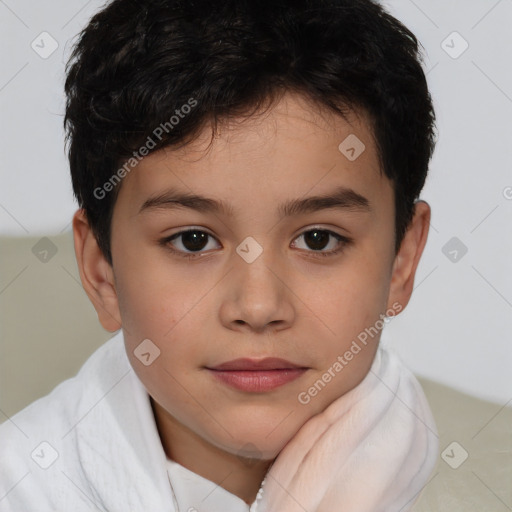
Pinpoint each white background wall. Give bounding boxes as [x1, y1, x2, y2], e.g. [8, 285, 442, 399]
[0, 0, 511, 405]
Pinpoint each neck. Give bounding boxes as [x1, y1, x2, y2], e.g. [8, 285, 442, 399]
[151, 397, 273, 505]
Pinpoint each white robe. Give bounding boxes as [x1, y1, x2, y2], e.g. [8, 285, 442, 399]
[0, 330, 438, 511]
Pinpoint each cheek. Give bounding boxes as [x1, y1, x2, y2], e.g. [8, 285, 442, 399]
[308, 256, 389, 330]
[301, 249, 391, 383]
[113, 245, 197, 338]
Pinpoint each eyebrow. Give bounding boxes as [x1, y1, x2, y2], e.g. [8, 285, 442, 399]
[138, 184, 372, 218]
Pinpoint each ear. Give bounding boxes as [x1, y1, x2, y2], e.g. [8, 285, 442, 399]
[386, 200, 431, 312]
[72, 209, 122, 332]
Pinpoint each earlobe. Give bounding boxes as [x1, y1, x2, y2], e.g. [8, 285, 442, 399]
[386, 200, 431, 312]
[72, 209, 122, 332]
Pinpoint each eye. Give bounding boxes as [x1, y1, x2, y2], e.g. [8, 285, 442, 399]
[160, 227, 352, 260]
[291, 228, 352, 257]
[160, 228, 220, 259]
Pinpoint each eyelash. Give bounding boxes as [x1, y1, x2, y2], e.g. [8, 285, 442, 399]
[159, 227, 353, 260]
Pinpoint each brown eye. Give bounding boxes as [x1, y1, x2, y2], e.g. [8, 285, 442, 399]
[292, 229, 351, 257]
[172, 230, 209, 252]
[303, 230, 331, 250]
[161, 229, 221, 258]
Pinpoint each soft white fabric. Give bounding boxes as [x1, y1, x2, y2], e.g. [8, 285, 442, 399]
[253, 343, 439, 512]
[0, 330, 438, 511]
[166, 456, 258, 511]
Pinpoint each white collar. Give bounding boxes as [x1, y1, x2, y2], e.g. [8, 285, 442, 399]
[166, 457, 256, 512]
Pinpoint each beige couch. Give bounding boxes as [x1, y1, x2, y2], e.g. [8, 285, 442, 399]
[1, 232, 510, 510]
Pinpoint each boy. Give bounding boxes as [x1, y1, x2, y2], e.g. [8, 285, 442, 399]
[0, 0, 439, 510]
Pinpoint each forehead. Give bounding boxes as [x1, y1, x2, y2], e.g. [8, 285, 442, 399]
[116, 92, 390, 217]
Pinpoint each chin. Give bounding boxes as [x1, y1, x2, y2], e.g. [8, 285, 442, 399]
[206, 420, 301, 461]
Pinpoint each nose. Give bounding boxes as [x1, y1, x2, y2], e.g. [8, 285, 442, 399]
[219, 244, 296, 334]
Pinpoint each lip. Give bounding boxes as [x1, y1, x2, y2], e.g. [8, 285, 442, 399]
[206, 358, 308, 392]
[209, 357, 304, 371]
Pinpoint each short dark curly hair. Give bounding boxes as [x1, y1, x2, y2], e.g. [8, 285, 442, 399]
[64, 0, 437, 266]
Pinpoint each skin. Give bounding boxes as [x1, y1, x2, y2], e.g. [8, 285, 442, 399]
[72, 91, 430, 506]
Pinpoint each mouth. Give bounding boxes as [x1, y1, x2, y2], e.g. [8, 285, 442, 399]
[205, 358, 309, 393]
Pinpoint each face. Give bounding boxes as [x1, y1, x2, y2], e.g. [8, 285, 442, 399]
[75, 91, 428, 461]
